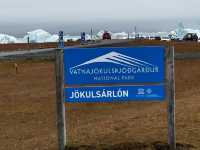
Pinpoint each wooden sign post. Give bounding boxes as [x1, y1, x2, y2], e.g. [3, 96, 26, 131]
[168, 47, 176, 149]
[55, 49, 66, 150]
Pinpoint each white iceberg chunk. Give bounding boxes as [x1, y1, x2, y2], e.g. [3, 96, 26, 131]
[112, 32, 128, 39]
[23, 29, 52, 43]
[46, 34, 59, 42]
[0, 34, 18, 44]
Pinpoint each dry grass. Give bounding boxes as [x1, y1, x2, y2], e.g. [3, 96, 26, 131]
[0, 41, 200, 150]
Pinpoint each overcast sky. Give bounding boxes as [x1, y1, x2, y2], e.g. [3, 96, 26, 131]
[0, 0, 200, 35]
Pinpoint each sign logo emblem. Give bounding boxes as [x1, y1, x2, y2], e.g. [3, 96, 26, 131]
[71, 51, 156, 69]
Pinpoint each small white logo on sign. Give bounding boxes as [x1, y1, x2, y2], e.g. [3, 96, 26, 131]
[146, 88, 153, 94]
[137, 88, 145, 95]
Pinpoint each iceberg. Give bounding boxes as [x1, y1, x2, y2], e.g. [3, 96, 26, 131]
[46, 34, 59, 42]
[0, 34, 18, 44]
[112, 32, 128, 39]
[63, 35, 80, 41]
[23, 29, 52, 43]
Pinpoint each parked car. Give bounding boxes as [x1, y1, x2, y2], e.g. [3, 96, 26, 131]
[155, 36, 161, 40]
[183, 33, 198, 41]
[102, 31, 111, 40]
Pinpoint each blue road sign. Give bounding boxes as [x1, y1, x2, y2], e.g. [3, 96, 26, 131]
[58, 31, 64, 48]
[81, 32, 86, 43]
[65, 85, 165, 102]
[64, 47, 164, 85]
